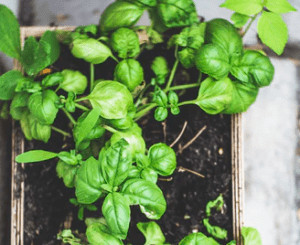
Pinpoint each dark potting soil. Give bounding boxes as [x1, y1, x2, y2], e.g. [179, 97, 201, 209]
[20, 40, 233, 245]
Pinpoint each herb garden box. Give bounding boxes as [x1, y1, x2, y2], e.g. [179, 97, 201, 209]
[10, 26, 244, 245]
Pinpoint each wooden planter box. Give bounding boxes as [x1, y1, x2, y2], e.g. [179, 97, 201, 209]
[11, 27, 244, 245]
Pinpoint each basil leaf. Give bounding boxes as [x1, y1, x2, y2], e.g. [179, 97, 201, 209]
[141, 168, 158, 183]
[121, 178, 166, 219]
[71, 38, 112, 64]
[10, 92, 30, 120]
[86, 223, 123, 245]
[100, 1, 144, 33]
[16, 150, 57, 163]
[114, 59, 144, 91]
[28, 90, 59, 125]
[137, 222, 166, 245]
[148, 143, 176, 176]
[109, 115, 134, 130]
[21, 31, 60, 76]
[178, 48, 196, 69]
[203, 218, 227, 240]
[110, 126, 146, 159]
[195, 77, 233, 115]
[75, 157, 104, 204]
[258, 11, 288, 55]
[56, 160, 78, 188]
[154, 107, 168, 122]
[126, 0, 157, 7]
[241, 227, 262, 245]
[42, 72, 64, 88]
[205, 19, 243, 62]
[15, 77, 41, 93]
[102, 192, 130, 239]
[220, 0, 263, 16]
[111, 28, 140, 59]
[0, 70, 24, 100]
[88, 81, 133, 120]
[205, 195, 224, 217]
[179, 232, 219, 245]
[265, 0, 296, 14]
[151, 0, 199, 30]
[230, 13, 250, 28]
[60, 69, 88, 94]
[73, 108, 103, 149]
[231, 50, 274, 87]
[101, 139, 132, 187]
[195, 44, 230, 80]
[0, 4, 21, 59]
[151, 56, 169, 85]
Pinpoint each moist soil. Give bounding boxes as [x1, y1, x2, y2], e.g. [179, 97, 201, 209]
[20, 40, 233, 245]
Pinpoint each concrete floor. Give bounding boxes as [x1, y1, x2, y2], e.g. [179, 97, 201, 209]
[0, 0, 299, 244]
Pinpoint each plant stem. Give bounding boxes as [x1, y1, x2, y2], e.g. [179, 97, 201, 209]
[102, 125, 118, 134]
[62, 108, 77, 125]
[90, 63, 95, 93]
[75, 103, 89, 111]
[75, 97, 88, 103]
[177, 100, 197, 107]
[134, 103, 157, 121]
[177, 166, 205, 178]
[242, 13, 259, 37]
[51, 126, 71, 137]
[165, 59, 179, 91]
[111, 55, 119, 63]
[166, 83, 200, 92]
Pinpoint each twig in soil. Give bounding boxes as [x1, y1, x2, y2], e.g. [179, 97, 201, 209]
[158, 177, 173, 182]
[177, 166, 205, 178]
[162, 121, 167, 142]
[177, 125, 207, 154]
[169, 121, 188, 148]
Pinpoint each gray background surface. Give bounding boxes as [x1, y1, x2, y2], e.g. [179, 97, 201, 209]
[0, 0, 299, 244]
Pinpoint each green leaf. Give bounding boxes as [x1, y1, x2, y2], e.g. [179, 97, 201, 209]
[195, 77, 233, 115]
[75, 157, 105, 204]
[0, 4, 21, 59]
[154, 107, 168, 122]
[220, 0, 263, 16]
[257, 11, 288, 55]
[205, 195, 225, 217]
[100, 1, 144, 33]
[205, 19, 243, 62]
[88, 81, 133, 120]
[231, 13, 250, 28]
[178, 48, 196, 69]
[241, 227, 262, 245]
[101, 139, 132, 187]
[231, 50, 274, 87]
[111, 28, 140, 59]
[203, 218, 228, 240]
[0, 70, 24, 100]
[56, 160, 78, 188]
[151, 56, 169, 85]
[28, 90, 59, 125]
[42, 72, 64, 88]
[137, 222, 166, 245]
[140, 168, 158, 183]
[60, 69, 88, 94]
[126, 0, 157, 7]
[195, 44, 231, 80]
[73, 108, 104, 150]
[71, 38, 112, 64]
[21, 31, 60, 76]
[10, 92, 29, 120]
[148, 143, 176, 176]
[102, 193, 130, 239]
[179, 232, 219, 245]
[151, 0, 199, 30]
[86, 223, 123, 245]
[121, 178, 166, 219]
[16, 150, 57, 163]
[114, 59, 144, 91]
[265, 0, 296, 14]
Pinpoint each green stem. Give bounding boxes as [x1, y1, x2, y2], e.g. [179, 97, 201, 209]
[75, 103, 89, 111]
[242, 13, 259, 37]
[165, 59, 179, 91]
[177, 100, 197, 107]
[75, 97, 88, 103]
[166, 83, 200, 92]
[111, 55, 119, 63]
[134, 103, 157, 121]
[90, 63, 95, 93]
[62, 108, 77, 125]
[102, 125, 118, 134]
[51, 126, 71, 137]
[135, 83, 151, 107]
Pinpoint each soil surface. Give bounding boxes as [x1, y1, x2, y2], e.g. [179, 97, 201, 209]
[20, 40, 233, 245]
